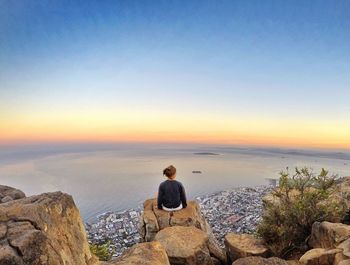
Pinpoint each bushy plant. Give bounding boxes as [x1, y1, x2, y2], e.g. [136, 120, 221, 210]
[89, 241, 114, 261]
[257, 167, 347, 258]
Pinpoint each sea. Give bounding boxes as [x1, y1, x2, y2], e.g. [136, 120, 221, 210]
[0, 143, 349, 221]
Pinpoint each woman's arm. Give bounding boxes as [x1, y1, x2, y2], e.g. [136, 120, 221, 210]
[179, 183, 187, 208]
[157, 184, 164, 209]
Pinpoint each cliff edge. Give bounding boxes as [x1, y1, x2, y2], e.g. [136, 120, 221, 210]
[0, 185, 100, 265]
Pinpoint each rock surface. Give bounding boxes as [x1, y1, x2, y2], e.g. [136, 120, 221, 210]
[107, 241, 170, 265]
[224, 233, 269, 262]
[308, 221, 350, 249]
[0, 191, 100, 265]
[155, 226, 215, 265]
[334, 238, 350, 265]
[140, 199, 209, 240]
[139, 199, 226, 263]
[0, 185, 25, 203]
[232, 256, 296, 265]
[299, 248, 342, 265]
[299, 248, 341, 265]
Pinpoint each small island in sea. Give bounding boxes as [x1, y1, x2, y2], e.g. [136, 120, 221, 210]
[193, 152, 220, 156]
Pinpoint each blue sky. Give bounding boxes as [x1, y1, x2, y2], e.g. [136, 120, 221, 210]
[1, 0, 350, 147]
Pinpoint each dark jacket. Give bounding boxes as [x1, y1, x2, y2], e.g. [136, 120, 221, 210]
[157, 179, 187, 209]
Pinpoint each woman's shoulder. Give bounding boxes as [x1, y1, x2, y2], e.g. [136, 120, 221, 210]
[160, 179, 183, 186]
[174, 180, 184, 186]
[159, 180, 167, 186]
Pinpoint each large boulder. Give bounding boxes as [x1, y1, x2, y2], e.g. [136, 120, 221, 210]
[0, 185, 25, 203]
[334, 238, 350, 265]
[107, 241, 170, 265]
[0, 191, 100, 265]
[224, 233, 269, 262]
[141, 209, 159, 242]
[232, 256, 298, 265]
[140, 199, 209, 240]
[299, 248, 342, 265]
[155, 226, 215, 265]
[139, 199, 225, 263]
[308, 221, 350, 249]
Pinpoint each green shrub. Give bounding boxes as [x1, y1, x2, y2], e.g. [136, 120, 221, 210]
[257, 167, 347, 258]
[89, 241, 114, 261]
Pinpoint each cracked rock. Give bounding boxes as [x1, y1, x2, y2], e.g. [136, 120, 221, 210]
[0, 190, 100, 265]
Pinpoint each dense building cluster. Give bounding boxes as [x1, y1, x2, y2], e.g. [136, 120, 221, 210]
[86, 209, 142, 257]
[196, 186, 272, 247]
[86, 185, 272, 257]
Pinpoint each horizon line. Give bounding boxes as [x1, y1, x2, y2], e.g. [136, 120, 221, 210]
[1, 139, 350, 152]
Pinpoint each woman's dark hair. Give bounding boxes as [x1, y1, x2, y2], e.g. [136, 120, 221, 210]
[163, 165, 176, 178]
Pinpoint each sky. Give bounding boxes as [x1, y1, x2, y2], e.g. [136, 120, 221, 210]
[1, 0, 350, 149]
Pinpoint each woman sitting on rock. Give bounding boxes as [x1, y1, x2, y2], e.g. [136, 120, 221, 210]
[157, 165, 187, 211]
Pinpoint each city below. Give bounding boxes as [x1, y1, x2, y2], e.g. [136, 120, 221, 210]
[86, 185, 272, 257]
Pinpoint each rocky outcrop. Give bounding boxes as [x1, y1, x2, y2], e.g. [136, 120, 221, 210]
[0, 185, 25, 203]
[2, 182, 349, 265]
[155, 226, 216, 265]
[232, 256, 298, 265]
[141, 208, 159, 242]
[140, 199, 209, 240]
[107, 241, 170, 265]
[334, 238, 350, 264]
[0, 191, 100, 265]
[139, 199, 226, 263]
[299, 248, 342, 265]
[302, 221, 350, 264]
[300, 220, 350, 264]
[224, 233, 270, 262]
[308, 221, 350, 249]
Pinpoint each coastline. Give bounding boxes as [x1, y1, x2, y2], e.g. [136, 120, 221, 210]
[86, 185, 273, 257]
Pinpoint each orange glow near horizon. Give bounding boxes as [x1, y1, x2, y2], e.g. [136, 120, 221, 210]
[2, 1, 350, 152]
[1, 108, 349, 149]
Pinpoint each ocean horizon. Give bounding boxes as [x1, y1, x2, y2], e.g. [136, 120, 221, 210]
[0, 143, 349, 221]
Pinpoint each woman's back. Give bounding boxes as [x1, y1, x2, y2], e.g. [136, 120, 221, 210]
[157, 165, 187, 210]
[157, 179, 187, 209]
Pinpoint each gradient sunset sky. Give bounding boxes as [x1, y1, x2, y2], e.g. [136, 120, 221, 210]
[1, 0, 350, 148]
